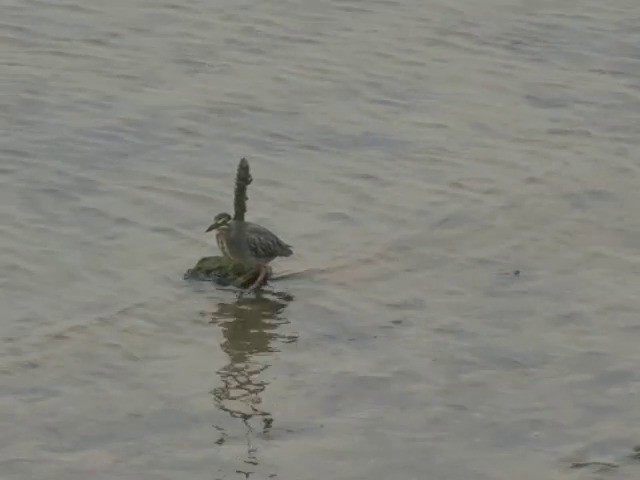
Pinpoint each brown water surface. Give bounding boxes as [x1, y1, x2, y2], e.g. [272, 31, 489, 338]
[2, 1, 640, 479]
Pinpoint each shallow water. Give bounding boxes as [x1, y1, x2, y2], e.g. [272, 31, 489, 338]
[2, 0, 640, 479]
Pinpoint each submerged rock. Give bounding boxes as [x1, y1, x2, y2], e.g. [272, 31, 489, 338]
[184, 256, 271, 288]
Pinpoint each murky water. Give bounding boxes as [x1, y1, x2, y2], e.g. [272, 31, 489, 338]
[3, 0, 640, 478]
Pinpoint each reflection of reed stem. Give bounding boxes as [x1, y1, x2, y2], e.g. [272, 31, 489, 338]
[233, 158, 252, 222]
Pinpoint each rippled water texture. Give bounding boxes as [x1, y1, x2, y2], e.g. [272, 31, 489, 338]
[3, 0, 640, 478]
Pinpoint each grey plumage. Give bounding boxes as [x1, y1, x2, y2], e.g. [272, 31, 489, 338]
[245, 222, 293, 261]
[206, 212, 293, 267]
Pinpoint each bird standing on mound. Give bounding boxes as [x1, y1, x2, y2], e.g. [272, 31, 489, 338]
[205, 212, 293, 290]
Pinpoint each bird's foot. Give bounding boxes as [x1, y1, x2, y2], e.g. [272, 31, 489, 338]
[247, 265, 269, 291]
[233, 270, 257, 289]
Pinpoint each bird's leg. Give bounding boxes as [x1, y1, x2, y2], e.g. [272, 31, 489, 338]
[233, 267, 258, 289]
[247, 265, 267, 291]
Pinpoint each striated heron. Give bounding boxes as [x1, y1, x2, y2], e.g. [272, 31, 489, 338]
[206, 212, 293, 289]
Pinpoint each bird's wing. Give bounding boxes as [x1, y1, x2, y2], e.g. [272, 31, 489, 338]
[245, 222, 293, 258]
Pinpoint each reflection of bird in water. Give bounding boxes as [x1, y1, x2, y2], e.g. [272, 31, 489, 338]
[206, 212, 293, 291]
[211, 291, 295, 364]
[210, 291, 295, 471]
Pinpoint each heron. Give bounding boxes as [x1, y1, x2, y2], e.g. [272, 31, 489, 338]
[206, 212, 293, 290]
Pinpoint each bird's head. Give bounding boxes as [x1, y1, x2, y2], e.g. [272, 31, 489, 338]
[205, 212, 232, 232]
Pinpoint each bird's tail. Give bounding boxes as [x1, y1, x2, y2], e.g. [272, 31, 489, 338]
[233, 158, 252, 221]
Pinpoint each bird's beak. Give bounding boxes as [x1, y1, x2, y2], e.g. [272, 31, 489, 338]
[205, 222, 218, 232]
